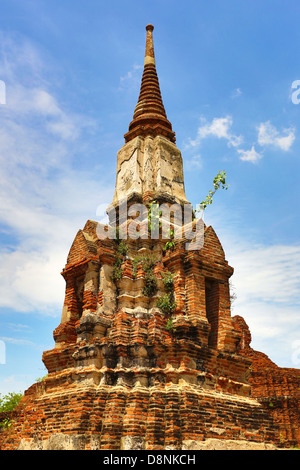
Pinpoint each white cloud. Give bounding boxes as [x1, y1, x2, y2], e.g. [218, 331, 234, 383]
[188, 115, 243, 149]
[8, 86, 60, 116]
[227, 238, 300, 366]
[231, 88, 242, 98]
[0, 336, 35, 347]
[232, 299, 300, 367]
[119, 64, 142, 91]
[185, 153, 203, 169]
[0, 247, 66, 314]
[257, 121, 295, 151]
[0, 168, 114, 314]
[230, 244, 300, 305]
[6, 323, 31, 332]
[207, 210, 300, 367]
[186, 115, 296, 166]
[0, 31, 114, 315]
[120, 64, 142, 82]
[0, 32, 45, 84]
[0, 375, 31, 395]
[237, 145, 263, 163]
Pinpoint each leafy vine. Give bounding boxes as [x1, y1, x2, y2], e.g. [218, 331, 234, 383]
[195, 170, 229, 216]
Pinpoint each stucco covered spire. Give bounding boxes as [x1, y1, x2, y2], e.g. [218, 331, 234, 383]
[124, 24, 176, 143]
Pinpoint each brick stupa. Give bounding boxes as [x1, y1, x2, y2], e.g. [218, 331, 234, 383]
[1, 25, 297, 451]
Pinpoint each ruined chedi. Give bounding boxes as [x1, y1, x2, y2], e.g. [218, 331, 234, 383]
[1, 25, 280, 450]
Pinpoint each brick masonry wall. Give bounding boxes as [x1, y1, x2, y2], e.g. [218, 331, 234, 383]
[233, 315, 300, 447]
[0, 222, 284, 450]
[0, 382, 279, 450]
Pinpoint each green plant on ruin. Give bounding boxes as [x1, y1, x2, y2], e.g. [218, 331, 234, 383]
[156, 292, 177, 315]
[132, 253, 158, 277]
[132, 253, 159, 297]
[166, 317, 174, 331]
[117, 239, 128, 256]
[148, 200, 162, 235]
[0, 392, 23, 431]
[35, 374, 48, 383]
[156, 271, 177, 316]
[112, 239, 128, 282]
[148, 201, 175, 251]
[162, 270, 176, 292]
[112, 254, 123, 281]
[0, 392, 23, 413]
[195, 170, 229, 216]
[132, 258, 139, 278]
[143, 271, 158, 297]
[163, 227, 175, 251]
[0, 417, 13, 429]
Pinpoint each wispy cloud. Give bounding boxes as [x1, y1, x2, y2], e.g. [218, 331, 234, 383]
[0, 31, 114, 315]
[119, 64, 142, 90]
[185, 115, 296, 166]
[231, 88, 242, 99]
[0, 336, 36, 347]
[237, 145, 262, 163]
[213, 218, 300, 366]
[187, 115, 243, 149]
[257, 121, 295, 151]
[185, 153, 203, 170]
[0, 375, 33, 395]
[6, 323, 31, 332]
[230, 244, 300, 305]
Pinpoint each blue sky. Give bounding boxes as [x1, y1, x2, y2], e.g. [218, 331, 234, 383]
[0, 0, 300, 395]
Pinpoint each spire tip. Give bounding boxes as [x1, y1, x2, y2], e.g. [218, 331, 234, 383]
[124, 23, 176, 144]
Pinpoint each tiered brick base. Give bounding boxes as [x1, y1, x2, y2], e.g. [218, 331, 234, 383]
[0, 219, 281, 450]
[2, 381, 278, 450]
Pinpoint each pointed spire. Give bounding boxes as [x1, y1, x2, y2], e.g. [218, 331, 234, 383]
[124, 25, 176, 144]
